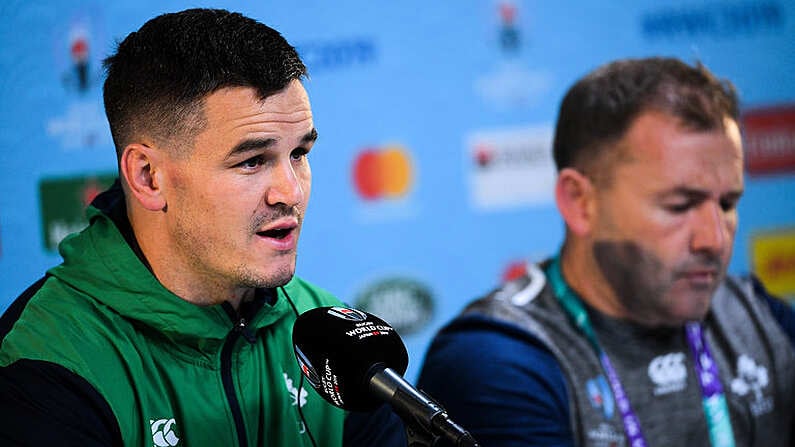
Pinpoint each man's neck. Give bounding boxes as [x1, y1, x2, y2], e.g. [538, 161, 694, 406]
[559, 245, 631, 321]
[109, 181, 256, 311]
[127, 212, 256, 310]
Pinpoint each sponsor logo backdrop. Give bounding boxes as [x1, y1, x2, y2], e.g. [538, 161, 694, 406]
[1, 0, 794, 381]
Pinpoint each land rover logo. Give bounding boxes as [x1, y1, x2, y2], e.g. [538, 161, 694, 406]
[354, 278, 434, 336]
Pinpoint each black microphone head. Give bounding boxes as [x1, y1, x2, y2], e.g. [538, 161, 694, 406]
[292, 306, 408, 411]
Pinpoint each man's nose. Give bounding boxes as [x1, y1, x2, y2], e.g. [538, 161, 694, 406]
[690, 202, 728, 255]
[266, 160, 304, 207]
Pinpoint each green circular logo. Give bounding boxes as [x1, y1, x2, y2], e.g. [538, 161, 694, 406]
[354, 278, 434, 336]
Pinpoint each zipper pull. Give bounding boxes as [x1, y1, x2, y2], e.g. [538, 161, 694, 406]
[234, 317, 257, 344]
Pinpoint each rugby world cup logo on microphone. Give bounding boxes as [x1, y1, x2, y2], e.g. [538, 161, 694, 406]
[327, 306, 368, 322]
[294, 345, 322, 388]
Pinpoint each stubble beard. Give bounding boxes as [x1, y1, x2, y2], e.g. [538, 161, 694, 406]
[592, 240, 725, 327]
[233, 251, 298, 290]
[171, 210, 301, 295]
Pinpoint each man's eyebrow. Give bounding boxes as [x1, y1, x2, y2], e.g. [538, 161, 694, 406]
[662, 187, 709, 198]
[658, 186, 744, 200]
[225, 129, 317, 159]
[226, 138, 276, 159]
[302, 128, 318, 144]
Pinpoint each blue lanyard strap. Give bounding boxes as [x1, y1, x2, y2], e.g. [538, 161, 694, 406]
[685, 323, 736, 447]
[545, 256, 735, 447]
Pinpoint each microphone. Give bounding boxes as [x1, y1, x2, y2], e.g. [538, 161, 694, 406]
[292, 306, 480, 447]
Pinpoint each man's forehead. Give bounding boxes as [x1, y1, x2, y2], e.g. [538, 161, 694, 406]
[620, 112, 741, 157]
[200, 84, 312, 129]
[608, 115, 743, 189]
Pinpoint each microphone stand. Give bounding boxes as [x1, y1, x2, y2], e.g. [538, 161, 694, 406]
[405, 421, 438, 447]
[369, 367, 480, 447]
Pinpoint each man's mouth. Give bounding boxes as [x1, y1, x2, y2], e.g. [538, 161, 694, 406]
[678, 269, 720, 289]
[253, 215, 300, 251]
[684, 270, 715, 280]
[258, 227, 293, 239]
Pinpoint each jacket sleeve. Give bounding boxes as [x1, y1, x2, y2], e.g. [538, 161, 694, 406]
[417, 315, 575, 447]
[0, 359, 123, 446]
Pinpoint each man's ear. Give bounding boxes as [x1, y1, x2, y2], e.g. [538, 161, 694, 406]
[119, 143, 166, 211]
[555, 167, 596, 237]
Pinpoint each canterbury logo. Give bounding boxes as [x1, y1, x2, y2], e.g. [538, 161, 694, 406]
[648, 352, 687, 395]
[150, 418, 180, 446]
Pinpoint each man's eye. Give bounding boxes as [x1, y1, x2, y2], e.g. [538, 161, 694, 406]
[291, 148, 309, 161]
[239, 156, 265, 169]
[665, 202, 692, 213]
[720, 198, 738, 212]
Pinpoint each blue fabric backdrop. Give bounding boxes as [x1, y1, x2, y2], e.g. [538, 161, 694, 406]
[1, 0, 794, 381]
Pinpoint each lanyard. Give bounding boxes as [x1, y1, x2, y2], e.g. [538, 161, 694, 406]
[685, 322, 735, 447]
[545, 256, 735, 447]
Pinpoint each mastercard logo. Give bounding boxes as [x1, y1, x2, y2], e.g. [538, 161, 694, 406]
[352, 145, 413, 200]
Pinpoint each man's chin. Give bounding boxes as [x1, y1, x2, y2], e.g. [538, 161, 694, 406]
[670, 300, 712, 324]
[263, 268, 296, 289]
[237, 265, 296, 290]
[271, 272, 295, 288]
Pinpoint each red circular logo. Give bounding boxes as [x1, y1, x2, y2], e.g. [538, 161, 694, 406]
[352, 145, 413, 200]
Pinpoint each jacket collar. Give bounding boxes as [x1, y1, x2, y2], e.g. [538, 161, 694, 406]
[49, 182, 293, 349]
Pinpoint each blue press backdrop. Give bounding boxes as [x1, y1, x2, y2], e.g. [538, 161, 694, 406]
[1, 0, 794, 381]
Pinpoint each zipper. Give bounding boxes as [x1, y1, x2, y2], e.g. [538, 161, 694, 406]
[221, 312, 258, 446]
[219, 296, 266, 446]
[221, 319, 248, 447]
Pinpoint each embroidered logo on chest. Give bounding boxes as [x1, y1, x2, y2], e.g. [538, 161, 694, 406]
[283, 372, 308, 408]
[648, 352, 687, 395]
[730, 354, 773, 416]
[586, 375, 615, 420]
[586, 422, 626, 447]
[150, 418, 180, 446]
[284, 372, 309, 435]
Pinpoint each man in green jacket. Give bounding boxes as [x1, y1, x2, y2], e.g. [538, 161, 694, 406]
[0, 8, 405, 446]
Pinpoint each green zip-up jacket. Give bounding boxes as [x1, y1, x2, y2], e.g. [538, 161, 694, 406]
[0, 184, 404, 446]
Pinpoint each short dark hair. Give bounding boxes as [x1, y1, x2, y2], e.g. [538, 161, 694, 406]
[552, 57, 738, 182]
[103, 8, 307, 158]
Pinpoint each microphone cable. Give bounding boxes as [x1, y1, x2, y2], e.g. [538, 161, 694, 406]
[280, 285, 319, 447]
